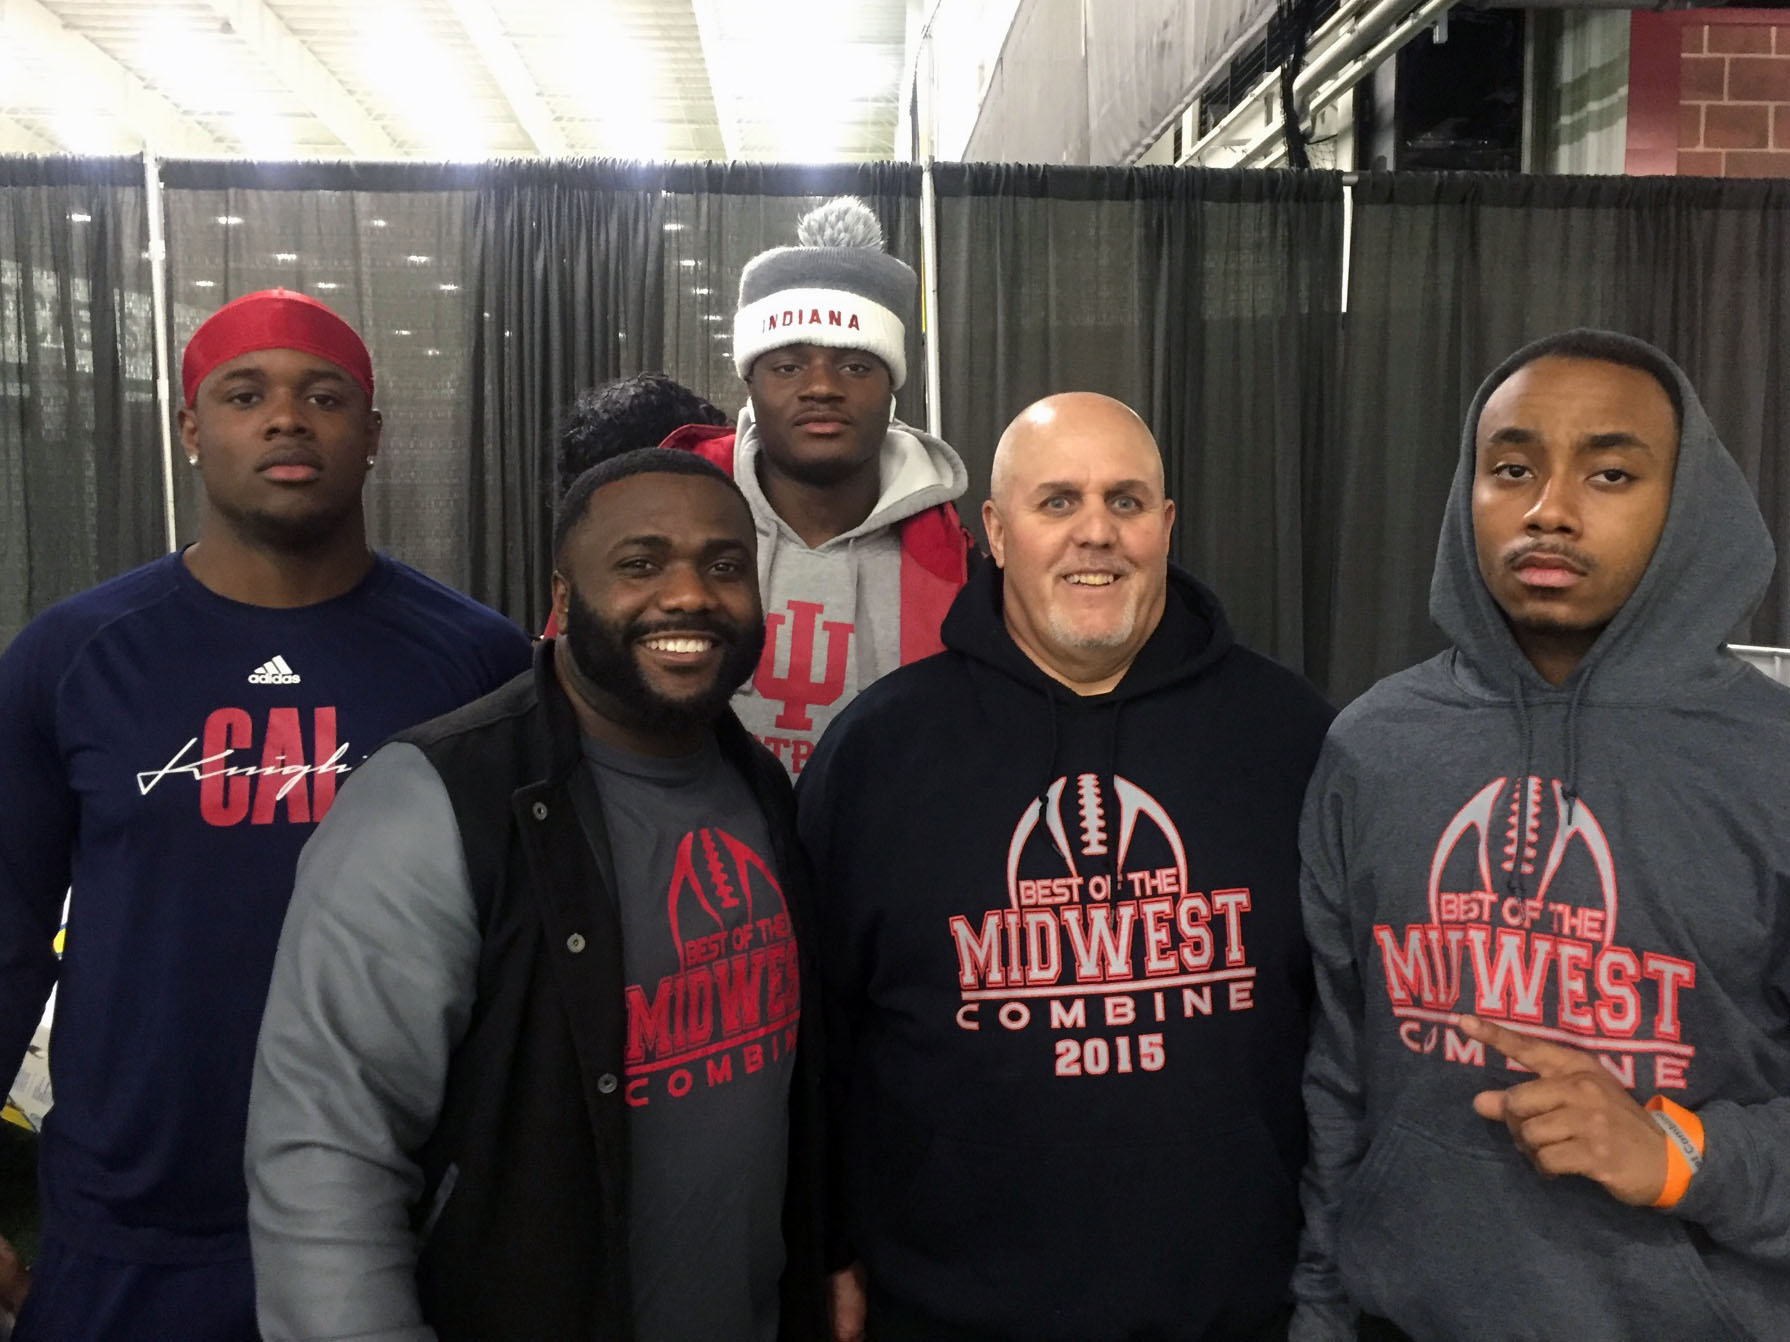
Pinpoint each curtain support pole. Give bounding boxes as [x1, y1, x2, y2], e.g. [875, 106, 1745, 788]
[920, 158, 943, 442]
[143, 148, 178, 554]
[918, 27, 944, 443]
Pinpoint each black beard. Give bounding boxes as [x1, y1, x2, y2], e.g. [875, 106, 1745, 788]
[563, 585, 764, 734]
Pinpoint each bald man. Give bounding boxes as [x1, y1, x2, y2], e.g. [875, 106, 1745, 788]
[798, 394, 1335, 1341]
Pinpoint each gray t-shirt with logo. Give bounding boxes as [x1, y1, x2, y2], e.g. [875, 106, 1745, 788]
[582, 732, 799, 1342]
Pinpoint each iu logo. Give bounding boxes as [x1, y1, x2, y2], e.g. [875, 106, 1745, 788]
[754, 600, 853, 731]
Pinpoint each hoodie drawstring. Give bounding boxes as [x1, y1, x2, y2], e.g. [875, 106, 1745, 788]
[1509, 677, 1534, 898]
[1101, 702, 1125, 900]
[1507, 669, 1592, 896]
[1035, 684, 1063, 818]
[1562, 673, 1589, 824]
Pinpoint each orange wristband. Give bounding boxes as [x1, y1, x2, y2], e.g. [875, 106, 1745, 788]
[1646, 1095, 1705, 1209]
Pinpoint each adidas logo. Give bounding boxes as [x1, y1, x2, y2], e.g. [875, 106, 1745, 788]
[248, 655, 302, 686]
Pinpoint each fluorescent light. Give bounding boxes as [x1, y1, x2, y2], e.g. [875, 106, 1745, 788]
[370, 219, 389, 229]
[662, 222, 685, 232]
[274, 252, 298, 262]
[359, 9, 488, 159]
[406, 255, 431, 265]
[233, 114, 291, 159]
[68, 212, 92, 223]
[194, 280, 217, 288]
[701, 314, 724, 322]
[137, 13, 291, 157]
[315, 282, 341, 291]
[425, 348, 442, 357]
[559, 10, 664, 157]
[679, 259, 698, 269]
[692, 287, 712, 296]
[53, 110, 114, 154]
[217, 215, 244, 226]
[394, 329, 413, 336]
[438, 282, 459, 291]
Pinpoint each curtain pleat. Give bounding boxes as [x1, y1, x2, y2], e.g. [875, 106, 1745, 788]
[1323, 172, 1790, 701]
[0, 156, 159, 647]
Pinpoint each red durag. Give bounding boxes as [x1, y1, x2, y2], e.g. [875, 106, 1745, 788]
[181, 288, 374, 407]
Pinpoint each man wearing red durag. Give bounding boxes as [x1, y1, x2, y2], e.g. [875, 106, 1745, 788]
[0, 290, 530, 1339]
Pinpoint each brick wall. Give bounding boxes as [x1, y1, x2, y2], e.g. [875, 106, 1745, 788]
[1677, 22, 1790, 176]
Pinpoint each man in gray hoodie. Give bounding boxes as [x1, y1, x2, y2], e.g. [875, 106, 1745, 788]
[1293, 329, 1790, 1341]
[661, 197, 971, 779]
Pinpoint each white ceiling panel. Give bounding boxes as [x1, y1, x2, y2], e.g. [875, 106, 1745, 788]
[0, 0, 914, 161]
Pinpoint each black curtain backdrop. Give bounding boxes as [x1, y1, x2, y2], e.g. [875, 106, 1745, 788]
[933, 164, 1342, 667]
[0, 156, 159, 647]
[158, 161, 485, 596]
[3, 158, 1788, 702]
[1321, 172, 1790, 702]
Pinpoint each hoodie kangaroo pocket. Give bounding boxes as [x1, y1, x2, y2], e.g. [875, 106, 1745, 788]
[1336, 1118, 1749, 1342]
[857, 1112, 1301, 1340]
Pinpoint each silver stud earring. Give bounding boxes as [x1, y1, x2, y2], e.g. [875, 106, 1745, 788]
[365, 455, 376, 467]
[187, 456, 200, 469]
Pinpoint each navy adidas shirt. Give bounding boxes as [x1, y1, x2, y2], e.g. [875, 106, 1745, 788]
[0, 551, 530, 1264]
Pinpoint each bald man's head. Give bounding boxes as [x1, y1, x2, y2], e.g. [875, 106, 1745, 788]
[990, 392, 1163, 510]
[983, 392, 1175, 695]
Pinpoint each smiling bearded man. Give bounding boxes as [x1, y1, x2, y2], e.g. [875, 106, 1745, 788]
[797, 393, 1335, 1342]
[247, 448, 828, 1342]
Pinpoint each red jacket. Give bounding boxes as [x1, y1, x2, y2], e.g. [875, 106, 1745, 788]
[548, 425, 972, 659]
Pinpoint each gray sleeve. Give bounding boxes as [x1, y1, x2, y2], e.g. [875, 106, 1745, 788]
[247, 743, 479, 1342]
[1668, 1103, 1790, 1261]
[1289, 752, 1363, 1342]
[1666, 866, 1790, 1264]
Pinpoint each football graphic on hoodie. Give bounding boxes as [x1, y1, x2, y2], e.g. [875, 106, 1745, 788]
[1373, 774, 1696, 1094]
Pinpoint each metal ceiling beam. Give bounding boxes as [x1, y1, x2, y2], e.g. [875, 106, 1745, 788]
[0, 113, 58, 153]
[689, 0, 743, 161]
[0, 0, 225, 154]
[442, 0, 567, 156]
[204, 0, 402, 157]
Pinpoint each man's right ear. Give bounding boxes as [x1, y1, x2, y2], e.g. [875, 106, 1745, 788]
[549, 571, 570, 630]
[981, 499, 1006, 568]
[177, 405, 198, 463]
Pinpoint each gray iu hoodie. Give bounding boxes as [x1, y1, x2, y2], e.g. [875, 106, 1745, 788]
[1292, 332, 1790, 1342]
[728, 402, 966, 778]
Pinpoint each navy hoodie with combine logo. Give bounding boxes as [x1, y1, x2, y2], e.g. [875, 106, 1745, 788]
[798, 558, 1334, 1340]
[1292, 332, 1790, 1342]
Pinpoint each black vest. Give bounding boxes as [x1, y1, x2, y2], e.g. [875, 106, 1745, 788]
[398, 644, 827, 1341]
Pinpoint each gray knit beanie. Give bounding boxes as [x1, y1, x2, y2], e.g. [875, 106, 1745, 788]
[732, 197, 916, 389]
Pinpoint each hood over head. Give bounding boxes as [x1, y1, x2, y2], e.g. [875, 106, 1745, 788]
[1430, 328, 1775, 703]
